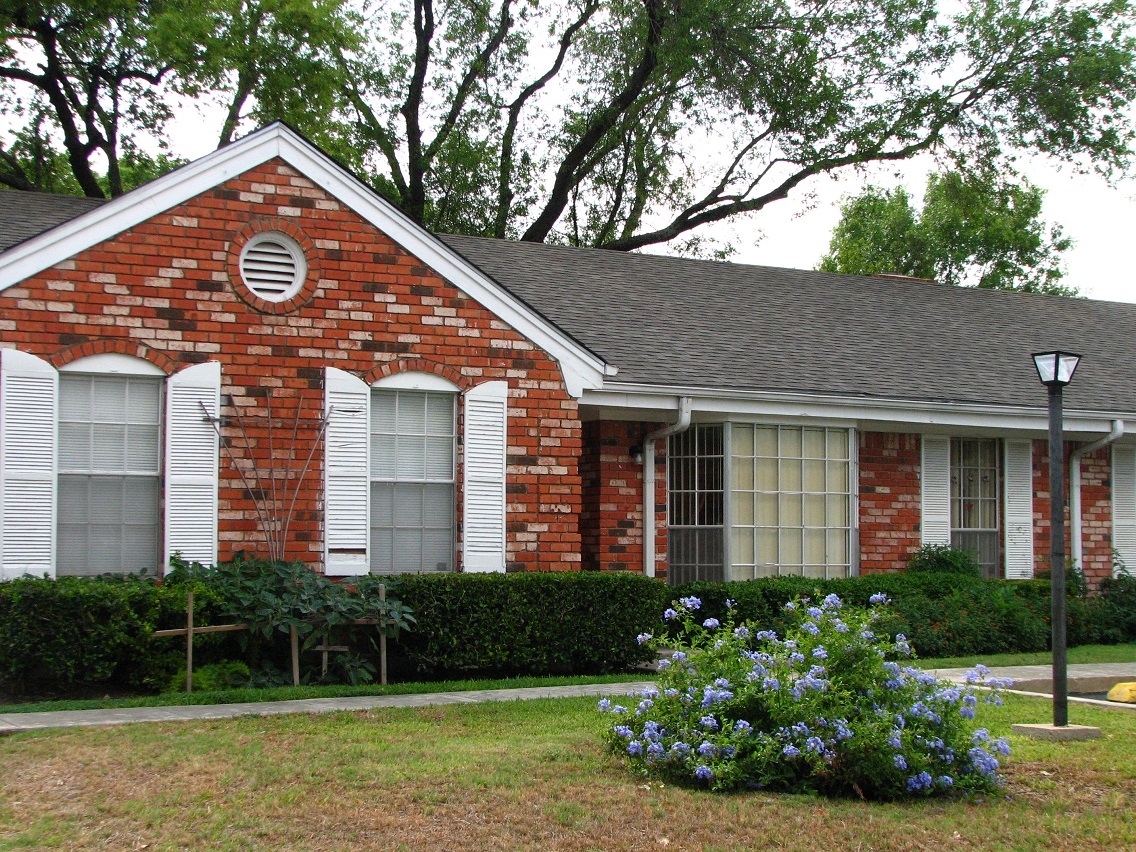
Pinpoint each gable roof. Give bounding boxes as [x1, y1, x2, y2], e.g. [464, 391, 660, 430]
[440, 234, 1136, 418]
[0, 124, 608, 397]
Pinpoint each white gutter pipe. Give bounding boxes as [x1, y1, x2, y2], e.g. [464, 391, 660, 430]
[1070, 419, 1124, 572]
[641, 398, 693, 578]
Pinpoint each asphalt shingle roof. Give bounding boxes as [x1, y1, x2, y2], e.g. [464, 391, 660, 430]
[0, 190, 105, 253]
[1, 188, 1133, 415]
[439, 234, 1136, 414]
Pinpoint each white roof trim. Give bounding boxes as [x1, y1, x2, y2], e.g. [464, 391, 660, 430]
[0, 123, 607, 398]
[582, 382, 1133, 436]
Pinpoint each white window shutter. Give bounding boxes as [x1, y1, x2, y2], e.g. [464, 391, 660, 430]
[1113, 445, 1136, 575]
[1003, 439, 1035, 579]
[324, 367, 370, 576]
[463, 380, 507, 573]
[920, 436, 951, 546]
[0, 349, 58, 579]
[164, 361, 220, 570]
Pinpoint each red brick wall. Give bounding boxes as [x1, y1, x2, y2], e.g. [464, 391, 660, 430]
[1032, 440, 1114, 587]
[858, 431, 922, 573]
[0, 158, 582, 571]
[581, 420, 667, 576]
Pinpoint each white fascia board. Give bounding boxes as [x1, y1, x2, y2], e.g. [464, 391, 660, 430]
[581, 383, 1131, 437]
[0, 123, 608, 399]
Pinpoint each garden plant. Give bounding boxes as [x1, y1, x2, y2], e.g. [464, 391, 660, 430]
[602, 594, 1011, 798]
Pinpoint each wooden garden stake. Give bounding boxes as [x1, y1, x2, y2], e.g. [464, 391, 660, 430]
[379, 586, 388, 690]
[290, 624, 300, 686]
[186, 590, 194, 693]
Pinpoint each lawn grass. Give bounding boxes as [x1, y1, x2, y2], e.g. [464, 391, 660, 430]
[0, 673, 650, 715]
[916, 642, 1136, 670]
[0, 691, 1132, 850]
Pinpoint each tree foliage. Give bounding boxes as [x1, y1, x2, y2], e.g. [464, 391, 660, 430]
[818, 169, 1076, 294]
[2, 0, 1135, 253]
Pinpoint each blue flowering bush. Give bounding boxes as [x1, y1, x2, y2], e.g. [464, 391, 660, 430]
[600, 594, 1011, 799]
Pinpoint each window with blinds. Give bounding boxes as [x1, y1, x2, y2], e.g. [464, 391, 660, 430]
[369, 389, 456, 574]
[57, 374, 162, 575]
[667, 425, 725, 584]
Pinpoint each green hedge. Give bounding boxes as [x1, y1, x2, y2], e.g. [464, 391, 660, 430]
[669, 572, 1136, 658]
[392, 571, 667, 676]
[0, 575, 196, 690]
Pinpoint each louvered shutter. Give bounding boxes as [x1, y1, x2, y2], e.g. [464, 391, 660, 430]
[164, 361, 220, 570]
[463, 380, 507, 573]
[920, 436, 951, 546]
[0, 349, 57, 579]
[1113, 445, 1136, 574]
[324, 367, 370, 575]
[1003, 439, 1035, 579]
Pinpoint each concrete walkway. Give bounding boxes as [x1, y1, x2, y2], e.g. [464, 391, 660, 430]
[2, 664, 1135, 735]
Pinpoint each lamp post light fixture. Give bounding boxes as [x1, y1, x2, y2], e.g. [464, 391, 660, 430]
[1032, 350, 1080, 729]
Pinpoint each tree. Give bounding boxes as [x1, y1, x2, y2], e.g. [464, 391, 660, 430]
[3, 0, 1136, 250]
[333, 0, 1136, 251]
[0, 0, 358, 197]
[818, 170, 1076, 295]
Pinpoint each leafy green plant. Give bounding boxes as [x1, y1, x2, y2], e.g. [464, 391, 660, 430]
[907, 545, 983, 578]
[163, 661, 250, 694]
[601, 594, 1010, 798]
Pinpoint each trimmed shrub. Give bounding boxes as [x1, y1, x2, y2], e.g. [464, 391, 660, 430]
[0, 575, 193, 690]
[393, 571, 667, 675]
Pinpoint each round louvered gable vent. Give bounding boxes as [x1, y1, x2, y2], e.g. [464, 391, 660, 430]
[238, 234, 307, 302]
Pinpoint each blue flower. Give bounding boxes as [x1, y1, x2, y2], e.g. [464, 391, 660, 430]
[805, 736, 826, 753]
[679, 596, 702, 611]
[670, 742, 692, 756]
[695, 765, 713, 781]
[906, 771, 932, 792]
[869, 592, 889, 605]
[697, 741, 717, 756]
[725, 598, 737, 608]
[713, 677, 730, 688]
[627, 740, 643, 756]
[612, 705, 628, 715]
[789, 652, 806, 664]
[887, 731, 902, 749]
[893, 754, 908, 770]
[663, 608, 679, 620]
[734, 625, 750, 639]
[613, 725, 633, 739]
[782, 745, 801, 757]
[647, 742, 665, 759]
[823, 593, 843, 609]
[763, 677, 781, 692]
[703, 618, 721, 629]
[936, 775, 954, 788]
[656, 658, 672, 670]
[783, 601, 796, 611]
[812, 646, 828, 659]
[734, 720, 752, 732]
[833, 621, 849, 633]
[637, 632, 653, 645]
[597, 699, 611, 712]
[806, 606, 824, 619]
[801, 622, 821, 636]
[671, 651, 687, 662]
[700, 715, 719, 730]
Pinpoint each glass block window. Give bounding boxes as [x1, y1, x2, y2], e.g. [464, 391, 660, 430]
[370, 389, 455, 574]
[730, 425, 852, 580]
[951, 437, 1000, 577]
[57, 374, 162, 575]
[667, 425, 725, 583]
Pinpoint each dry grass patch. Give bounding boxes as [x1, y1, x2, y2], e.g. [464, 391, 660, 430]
[0, 694, 1133, 851]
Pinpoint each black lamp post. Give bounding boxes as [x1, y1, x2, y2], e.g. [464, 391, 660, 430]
[1032, 350, 1081, 728]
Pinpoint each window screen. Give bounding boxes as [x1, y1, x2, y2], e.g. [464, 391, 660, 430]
[57, 374, 162, 575]
[370, 389, 455, 574]
[668, 425, 725, 583]
[950, 437, 1000, 577]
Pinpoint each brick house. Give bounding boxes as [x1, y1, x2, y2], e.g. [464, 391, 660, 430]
[1, 123, 1135, 587]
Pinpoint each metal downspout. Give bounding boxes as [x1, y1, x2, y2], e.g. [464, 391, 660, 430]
[1070, 420, 1124, 571]
[641, 398, 693, 578]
